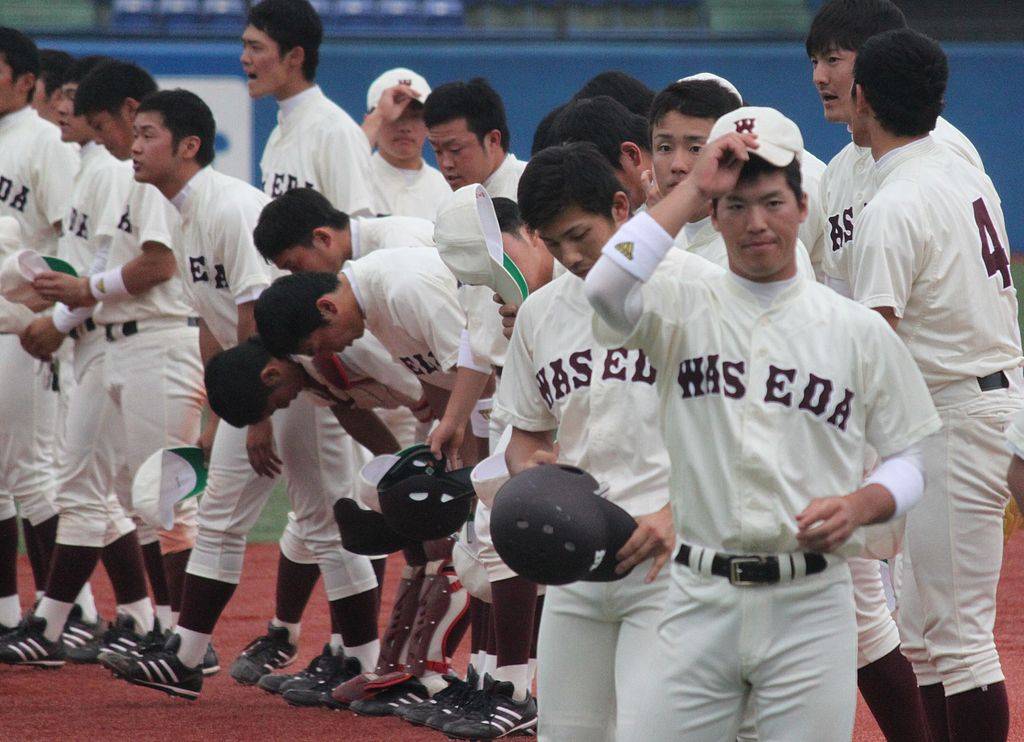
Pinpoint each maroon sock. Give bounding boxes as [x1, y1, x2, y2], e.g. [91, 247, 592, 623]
[329, 587, 379, 648]
[947, 682, 1009, 742]
[371, 556, 387, 617]
[274, 553, 320, 624]
[470, 597, 490, 654]
[485, 605, 497, 655]
[530, 594, 544, 658]
[22, 515, 57, 592]
[920, 682, 951, 742]
[176, 573, 237, 634]
[491, 575, 538, 668]
[99, 532, 149, 605]
[857, 648, 929, 742]
[162, 550, 191, 613]
[0, 517, 18, 599]
[140, 540, 170, 607]
[45, 544, 101, 603]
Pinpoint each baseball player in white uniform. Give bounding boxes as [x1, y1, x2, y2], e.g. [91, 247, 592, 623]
[103, 90, 379, 700]
[845, 29, 1023, 742]
[583, 107, 941, 741]
[362, 68, 450, 220]
[424, 78, 526, 199]
[243, 0, 375, 218]
[496, 142, 721, 741]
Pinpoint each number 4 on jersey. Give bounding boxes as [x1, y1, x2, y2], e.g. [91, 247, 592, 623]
[975, 198, 1012, 289]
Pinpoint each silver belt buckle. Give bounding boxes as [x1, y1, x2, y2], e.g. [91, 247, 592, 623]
[728, 556, 763, 586]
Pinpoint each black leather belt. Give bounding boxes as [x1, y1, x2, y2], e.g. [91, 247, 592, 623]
[104, 317, 199, 342]
[69, 317, 97, 341]
[978, 370, 1009, 392]
[675, 544, 828, 586]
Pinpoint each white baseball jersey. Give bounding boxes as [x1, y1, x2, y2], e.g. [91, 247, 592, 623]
[172, 167, 274, 349]
[342, 248, 464, 390]
[821, 117, 984, 297]
[350, 214, 435, 258]
[58, 141, 122, 275]
[0, 106, 79, 257]
[1007, 409, 1024, 459]
[848, 136, 1021, 391]
[461, 284, 508, 369]
[483, 153, 527, 201]
[799, 149, 828, 281]
[497, 251, 724, 517]
[369, 151, 451, 220]
[592, 269, 940, 556]
[674, 216, 816, 278]
[261, 86, 375, 217]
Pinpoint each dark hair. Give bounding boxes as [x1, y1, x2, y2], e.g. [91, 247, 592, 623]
[854, 29, 946, 137]
[205, 337, 274, 427]
[531, 103, 565, 157]
[492, 197, 524, 236]
[551, 96, 651, 174]
[62, 55, 112, 87]
[0, 27, 39, 80]
[38, 49, 72, 97]
[573, 71, 655, 118]
[713, 156, 804, 211]
[254, 188, 349, 261]
[517, 143, 622, 231]
[649, 79, 742, 129]
[805, 0, 906, 57]
[137, 89, 216, 167]
[247, 0, 322, 81]
[423, 77, 510, 152]
[255, 271, 339, 357]
[75, 60, 156, 117]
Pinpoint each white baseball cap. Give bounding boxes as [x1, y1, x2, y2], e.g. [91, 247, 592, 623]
[677, 72, 743, 105]
[434, 184, 529, 307]
[366, 67, 431, 113]
[132, 447, 208, 531]
[708, 106, 803, 167]
[0, 248, 77, 305]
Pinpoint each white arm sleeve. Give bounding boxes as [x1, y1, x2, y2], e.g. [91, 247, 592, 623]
[52, 234, 115, 332]
[584, 256, 645, 336]
[865, 443, 924, 518]
[457, 328, 491, 374]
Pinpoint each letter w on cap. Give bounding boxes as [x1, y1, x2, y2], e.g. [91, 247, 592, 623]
[734, 118, 756, 134]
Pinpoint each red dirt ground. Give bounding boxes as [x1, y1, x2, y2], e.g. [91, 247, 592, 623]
[4, 540, 1024, 741]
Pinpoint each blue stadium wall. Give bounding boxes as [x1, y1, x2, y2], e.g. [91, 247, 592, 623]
[42, 38, 1024, 247]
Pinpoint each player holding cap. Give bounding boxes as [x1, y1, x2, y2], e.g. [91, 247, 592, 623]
[584, 107, 940, 740]
[424, 78, 525, 200]
[362, 68, 450, 220]
[242, 0, 375, 217]
[845, 29, 1022, 742]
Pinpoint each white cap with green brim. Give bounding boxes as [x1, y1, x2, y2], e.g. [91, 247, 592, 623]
[0, 248, 78, 305]
[132, 447, 208, 530]
[470, 425, 512, 509]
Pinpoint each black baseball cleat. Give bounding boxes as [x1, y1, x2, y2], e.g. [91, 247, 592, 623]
[442, 674, 538, 739]
[202, 642, 220, 676]
[104, 633, 202, 701]
[0, 615, 66, 667]
[258, 643, 338, 695]
[401, 664, 479, 728]
[229, 623, 297, 685]
[349, 677, 430, 717]
[61, 605, 107, 664]
[281, 655, 362, 710]
[96, 614, 147, 667]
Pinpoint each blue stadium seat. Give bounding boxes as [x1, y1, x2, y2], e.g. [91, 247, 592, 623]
[325, 0, 384, 33]
[111, 0, 160, 32]
[202, 0, 246, 33]
[378, 0, 425, 28]
[159, 0, 203, 32]
[422, 0, 464, 28]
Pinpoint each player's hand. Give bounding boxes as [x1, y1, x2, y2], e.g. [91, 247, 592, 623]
[376, 84, 421, 123]
[497, 298, 518, 340]
[19, 317, 65, 361]
[197, 417, 219, 463]
[616, 503, 675, 582]
[689, 132, 759, 202]
[519, 444, 558, 471]
[642, 169, 663, 209]
[427, 416, 465, 469]
[32, 272, 96, 308]
[795, 495, 865, 553]
[246, 418, 282, 477]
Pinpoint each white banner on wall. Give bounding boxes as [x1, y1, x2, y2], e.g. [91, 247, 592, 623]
[157, 76, 252, 183]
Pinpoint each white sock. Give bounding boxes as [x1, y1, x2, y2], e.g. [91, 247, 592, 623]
[174, 626, 210, 669]
[74, 583, 98, 624]
[35, 597, 74, 643]
[270, 617, 300, 645]
[118, 597, 154, 634]
[155, 604, 173, 632]
[0, 594, 21, 627]
[528, 657, 538, 686]
[482, 653, 497, 685]
[492, 663, 531, 702]
[343, 639, 380, 672]
[472, 649, 486, 674]
[34, 590, 43, 601]
[171, 611, 180, 629]
[329, 633, 344, 655]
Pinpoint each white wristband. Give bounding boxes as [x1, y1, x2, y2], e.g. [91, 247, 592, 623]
[89, 266, 130, 301]
[865, 446, 924, 518]
[599, 211, 674, 283]
[457, 328, 491, 374]
[52, 303, 94, 334]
